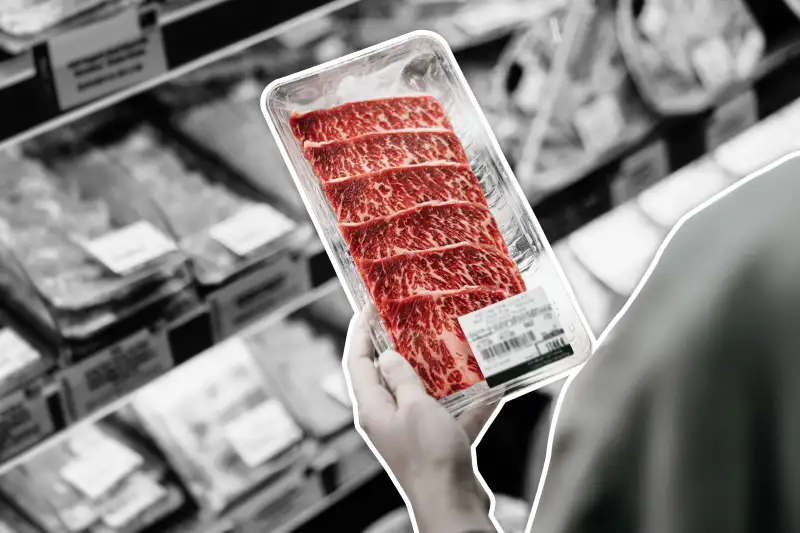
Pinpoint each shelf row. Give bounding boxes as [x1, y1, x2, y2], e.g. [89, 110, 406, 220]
[0, 280, 393, 533]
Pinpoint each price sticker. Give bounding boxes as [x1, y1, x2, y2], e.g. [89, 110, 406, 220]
[61, 328, 173, 421]
[691, 37, 734, 89]
[0, 329, 40, 382]
[60, 441, 143, 500]
[574, 95, 625, 155]
[83, 220, 177, 275]
[36, 8, 167, 111]
[321, 372, 351, 408]
[458, 287, 574, 387]
[210, 204, 297, 258]
[224, 399, 304, 468]
[99, 473, 168, 529]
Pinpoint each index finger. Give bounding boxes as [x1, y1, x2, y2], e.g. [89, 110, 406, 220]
[344, 307, 395, 415]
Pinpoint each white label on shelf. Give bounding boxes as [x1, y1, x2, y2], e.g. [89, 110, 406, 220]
[84, 220, 177, 275]
[611, 140, 670, 205]
[223, 399, 303, 468]
[0, 329, 40, 381]
[0, 389, 55, 461]
[99, 473, 167, 529]
[574, 95, 625, 155]
[210, 204, 297, 258]
[61, 328, 172, 421]
[458, 287, 574, 387]
[706, 89, 758, 151]
[321, 372, 351, 408]
[45, 8, 167, 110]
[60, 441, 143, 500]
[210, 253, 310, 340]
[691, 37, 734, 89]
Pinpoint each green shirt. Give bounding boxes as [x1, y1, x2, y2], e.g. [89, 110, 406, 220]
[532, 156, 800, 533]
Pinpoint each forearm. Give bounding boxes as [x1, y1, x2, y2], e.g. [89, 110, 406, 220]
[406, 470, 497, 533]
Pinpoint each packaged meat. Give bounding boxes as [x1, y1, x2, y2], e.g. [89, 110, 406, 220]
[516, 0, 655, 196]
[262, 30, 593, 415]
[245, 317, 354, 439]
[618, 0, 765, 115]
[0, 149, 193, 344]
[99, 125, 299, 287]
[130, 336, 307, 514]
[0, 423, 184, 533]
[170, 80, 310, 219]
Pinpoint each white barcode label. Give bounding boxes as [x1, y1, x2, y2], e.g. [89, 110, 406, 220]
[84, 220, 177, 275]
[458, 287, 574, 387]
[210, 204, 296, 258]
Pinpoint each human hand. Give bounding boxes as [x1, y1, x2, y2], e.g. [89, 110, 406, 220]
[345, 309, 499, 533]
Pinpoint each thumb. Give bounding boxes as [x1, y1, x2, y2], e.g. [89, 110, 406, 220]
[378, 350, 427, 404]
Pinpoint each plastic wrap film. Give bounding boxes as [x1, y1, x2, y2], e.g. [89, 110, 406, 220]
[263, 30, 592, 416]
[0, 423, 183, 533]
[245, 317, 353, 440]
[0, 149, 192, 341]
[131, 337, 307, 514]
[100, 124, 298, 286]
[517, 0, 655, 196]
[618, 0, 765, 115]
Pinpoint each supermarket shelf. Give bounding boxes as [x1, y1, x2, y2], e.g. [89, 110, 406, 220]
[530, 33, 800, 244]
[0, 0, 361, 149]
[0, 274, 343, 477]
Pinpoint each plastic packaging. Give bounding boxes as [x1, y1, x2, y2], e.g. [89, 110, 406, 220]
[0, 149, 193, 344]
[245, 317, 353, 440]
[617, 0, 765, 116]
[262, 30, 593, 415]
[100, 124, 300, 287]
[0, 423, 184, 533]
[130, 336, 307, 514]
[517, 0, 655, 196]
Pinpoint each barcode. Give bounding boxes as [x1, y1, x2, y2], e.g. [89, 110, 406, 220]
[543, 336, 568, 354]
[481, 331, 537, 360]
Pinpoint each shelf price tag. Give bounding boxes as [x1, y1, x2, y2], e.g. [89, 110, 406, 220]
[0, 388, 55, 462]
[209, 253, 311, 340]
[706, 89, 758, 151]
[60, 328, 172, 421]
[36, 7, 167, 111]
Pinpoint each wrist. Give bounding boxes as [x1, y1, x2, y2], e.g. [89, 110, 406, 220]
[406, 469, 495, 533]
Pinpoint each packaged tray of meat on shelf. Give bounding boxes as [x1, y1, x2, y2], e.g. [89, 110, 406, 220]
[261, 30, 594, 416]
[0, 147, 195, 363]
[244, 315, 353, 441]
[515, 0, 657, 199]
[0, 422, 186, 533]
[129, 335, 310, 516]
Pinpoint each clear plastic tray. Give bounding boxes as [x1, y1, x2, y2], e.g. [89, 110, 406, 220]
[262, 30, 593, 415]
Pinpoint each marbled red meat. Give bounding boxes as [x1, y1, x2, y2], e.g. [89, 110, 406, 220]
[290, 96, 452, 145]
[361, 243, 525, 305]
[323, 163, 488, 224]
[340, 201, 507, 262]
[303, 129, 468, 182]
[383, 288, 509, 399]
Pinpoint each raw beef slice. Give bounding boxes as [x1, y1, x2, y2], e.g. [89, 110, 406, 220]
[290, 96, 453, 145]
[303, 129, 468, 182]
[361, 243, 526, 304]
[323, 162, 488, 224]
[383, 288, 509, 399]
[341, 201, 507, 261]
